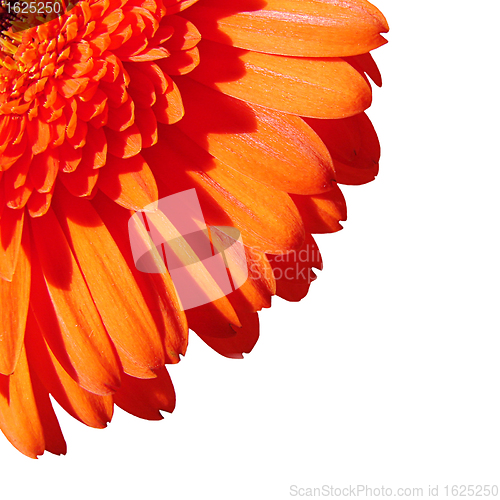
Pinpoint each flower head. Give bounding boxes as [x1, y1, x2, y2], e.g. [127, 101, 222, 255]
[0, 0, 388, 457]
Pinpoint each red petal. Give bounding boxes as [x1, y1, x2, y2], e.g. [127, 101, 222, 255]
[305, 112, 380, 185]
[113, 367, 175, 420]
[197, 311, 259, 359]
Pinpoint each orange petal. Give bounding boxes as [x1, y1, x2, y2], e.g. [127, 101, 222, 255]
[184, 0, 388, 57]
[0, 223, 30, 374]
[0, 207, 24, 281]
[26, 117, 51, 155]
[0, 346, 65, 458]
[86, 125, 108, 169]
[76, 88, 108, 122]
[156, 46, 199, 76]
[164, 0, 199, 15]
[163, 15, 201, 51]
[29, 209, 121, 396]
[98, 153, 158, 211]
[29, 148, 59, 194]
[58, 139, 83, 173]
[59, 141, 100, 197]
[105, 123, 142, 158]
[25, 311, 114, 429]
[0, 132, 27, 171]
[190, 39, 372, 118]
[52, 188, 166, 377]
[106, 94, 135, 132]
[134, 105, 158, 148]
[174, 78, 335, 194]
[152, 77, 184, 124]
[66, 118, 87, 148]
[3, 146, 32, 190]
[4, 177, 33, 210]
[28, 190, 54, 218]
[113, 367, 175, 420]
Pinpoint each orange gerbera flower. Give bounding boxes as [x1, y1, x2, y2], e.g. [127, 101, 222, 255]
[0, 0, 388, 457]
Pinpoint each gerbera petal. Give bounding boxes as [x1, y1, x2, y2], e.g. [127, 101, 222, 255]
[0, 223, 30, 375]
[26, 117, 51, 155]
[305, 112, 381, 185]
[124, 64, 157, 108]
[29, 148, 59, 194]
[134, 106, 158, 147]
[184, 0, 388, 57]
[197, 310, 259, 359]
[29, 369, 67, 456]
[163, 15, 201, 51]
[97, 153, 159, 211]
[152, 77, 185, 124]
[268, 234, 322, 302]
[157, 46, 200, 76]
[25, 313, 114, 429]
[346, 53, 383, 87]
[0, 133, 27, 171]
[164, 0, 200, 15]
[0, 207, 24, 281]
[4, 177, 34, 210]
[27, 190, 54, 218]
[113, 367, 175, 420]
[174, 78, 335, 194]
[58, 140, 83, 173]
[4, 147, 32, 190]
[105, 123, 142, 158]
[0, 346, 65, 458]
[223, 258, 272, 313]
[30, 209, 121, 396]
[186, 295, 242, 339]
[191, 39, 372, 119]
[290, 185, 347, 234]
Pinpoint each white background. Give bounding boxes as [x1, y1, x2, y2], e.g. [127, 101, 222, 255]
[1, 1, 499, 498]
